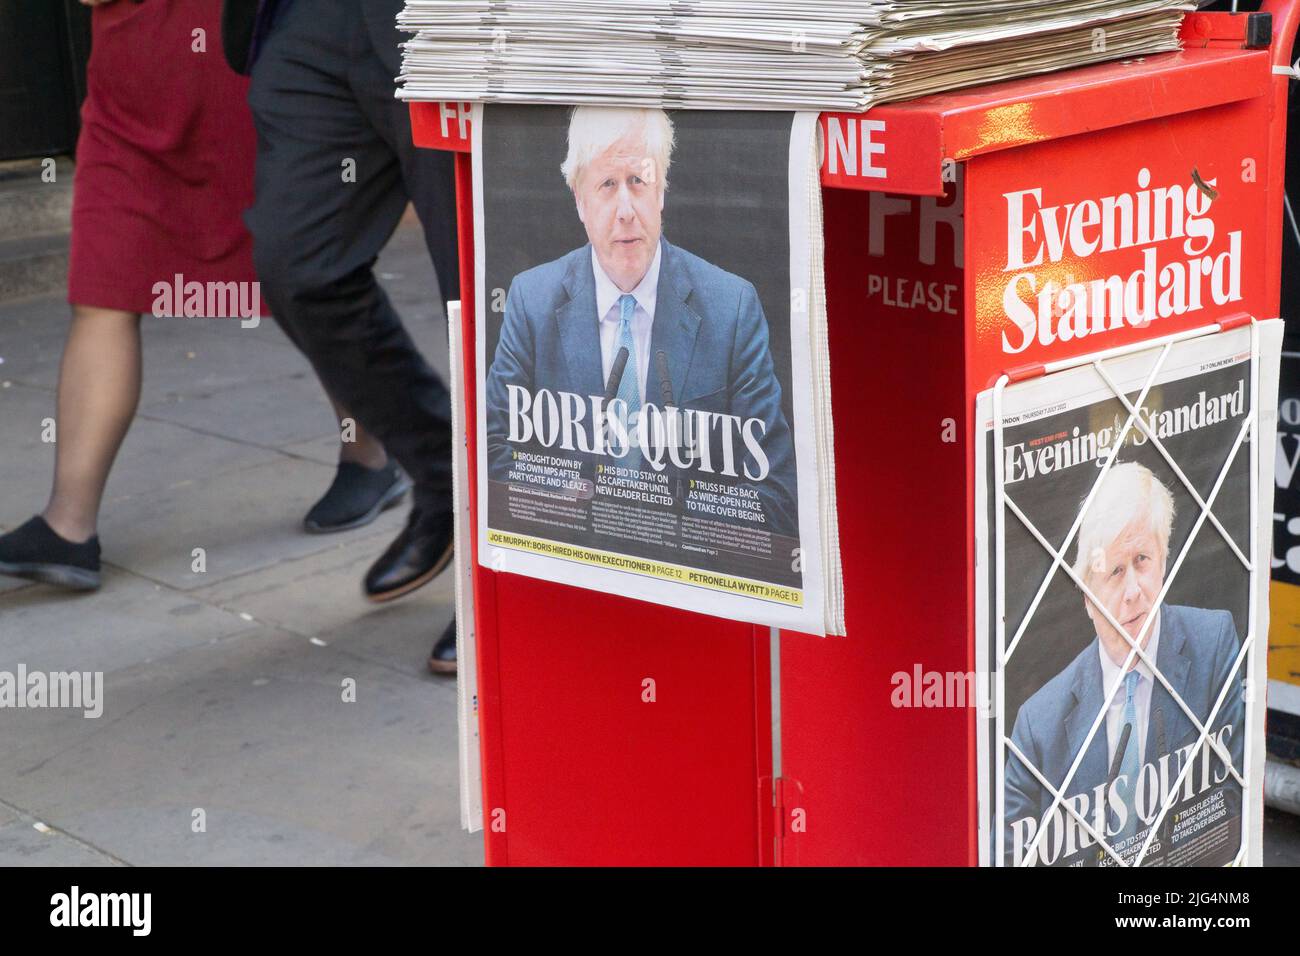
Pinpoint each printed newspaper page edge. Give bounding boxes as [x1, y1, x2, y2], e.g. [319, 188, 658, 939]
[449, 300, 484, 834]
[472, 104, 827, 635]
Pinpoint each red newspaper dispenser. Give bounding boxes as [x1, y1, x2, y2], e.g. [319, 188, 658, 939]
[411, 1, 1299, 865]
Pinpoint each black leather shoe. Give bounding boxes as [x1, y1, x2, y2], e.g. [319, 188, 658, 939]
[429, 617, 457, 676]
[364, 505, 453, 603]
[0, 516, 101, 591]
[304, 460, 409, 534]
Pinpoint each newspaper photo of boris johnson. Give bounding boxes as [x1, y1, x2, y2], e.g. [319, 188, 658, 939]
[471, 104, 827, 633]
[976, 324, 1282, 867]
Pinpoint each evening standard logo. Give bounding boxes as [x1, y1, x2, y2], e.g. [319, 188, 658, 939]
[50, 887, 151, 936]
[1000, 167, 1241, 354]
[1002, 378, 1246, 485]
[0, 665, 102, 718]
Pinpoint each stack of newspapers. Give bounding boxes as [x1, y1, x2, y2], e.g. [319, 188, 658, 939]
[396, 0, 1193, 111]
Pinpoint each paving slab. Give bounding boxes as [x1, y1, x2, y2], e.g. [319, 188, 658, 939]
[1, 312, 307, 396]
[0, 624, 478, 866]
[0, 382, 56, 527]
[189, 520, 443, 641]
[0, 565, 254, 676]
[139, 367, 340, 452]
[0, 816, 120, 867]
[94, 454, 367, 592]
[0, 294, 74, 384]
[279, 433, 358, 467]
[319, 583, 455, 677]
[0, 382, 286, 534]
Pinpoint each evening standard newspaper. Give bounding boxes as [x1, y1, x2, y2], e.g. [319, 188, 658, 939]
[975, 322, 1282, 866]
[471, 104, 842, 634]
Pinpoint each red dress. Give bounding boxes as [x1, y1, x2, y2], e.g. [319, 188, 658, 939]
[69, 0, 259, 315]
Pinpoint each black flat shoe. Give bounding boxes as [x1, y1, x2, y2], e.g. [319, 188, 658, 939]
[364, 505, 454, 603]
[429, 617, 457, 676]
[304, 460, 410, 534]
[0, 516, 101, 591]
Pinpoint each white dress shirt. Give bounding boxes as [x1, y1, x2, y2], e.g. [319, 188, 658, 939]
[592, 243, 660, 402]
[1098, 612, 1160, 771]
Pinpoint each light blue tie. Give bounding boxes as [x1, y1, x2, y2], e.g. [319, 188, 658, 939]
[615, 294, 642, 471]
[1116, 670, 1142, 846]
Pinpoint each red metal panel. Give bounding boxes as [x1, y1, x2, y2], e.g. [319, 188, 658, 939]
[820, 112, 947, 196]
[936, 50, 1269, 162]
[1182, 10, 1264, 44]
[964, 98, 1276, 390]
[411, 101, 473, 152]
[490, 579, 770, 865]
[818, 48, 1270, 196]
[780, 181, 974, 865]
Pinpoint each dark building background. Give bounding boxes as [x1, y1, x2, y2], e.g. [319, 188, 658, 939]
[0, 1, 91, 160]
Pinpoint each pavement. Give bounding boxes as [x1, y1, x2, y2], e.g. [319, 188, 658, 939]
[0, 220, 483, 865]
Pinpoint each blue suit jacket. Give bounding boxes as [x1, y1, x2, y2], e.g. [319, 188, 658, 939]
[485, 239, 799, 537]
[1004, 604, 1244, 864]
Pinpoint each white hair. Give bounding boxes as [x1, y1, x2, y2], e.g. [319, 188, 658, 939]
[1073, 462, 1175, 583]
[560, 107, 675, 192]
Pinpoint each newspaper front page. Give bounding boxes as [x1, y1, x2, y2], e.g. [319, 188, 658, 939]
[976, 324, 1280, 866]
[472, 104, 829, 633]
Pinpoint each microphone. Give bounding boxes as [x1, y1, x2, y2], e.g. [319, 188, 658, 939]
[604, 346, 630, 404]
[601, 347, 631, 460]
[1106, 722, 1134, 836]
[654, 349, 685, 509]
[1109, 722, 1133, 783]
[655, 349, 675, 407]
[1153, 707, 1172, 844]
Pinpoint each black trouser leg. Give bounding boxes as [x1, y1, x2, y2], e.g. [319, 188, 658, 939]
[245, 0, 455, 508]
[347, 41, 461, 305]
